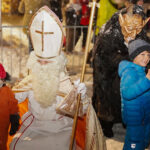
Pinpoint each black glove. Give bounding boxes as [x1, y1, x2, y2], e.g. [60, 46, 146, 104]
[9, 114, 20, 136]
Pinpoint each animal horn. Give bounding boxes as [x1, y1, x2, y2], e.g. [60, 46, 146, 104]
[119, 13, 124, 24]
[126, 4, 133, 16]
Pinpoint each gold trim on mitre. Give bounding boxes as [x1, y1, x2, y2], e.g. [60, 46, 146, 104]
[29, 6, 65, 58]
[35, 54, 58, 60]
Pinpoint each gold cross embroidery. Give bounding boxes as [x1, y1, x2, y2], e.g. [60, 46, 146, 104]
[35, 21, 54, 51]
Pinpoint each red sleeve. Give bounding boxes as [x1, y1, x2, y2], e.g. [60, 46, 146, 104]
[7, 87, 19, 115]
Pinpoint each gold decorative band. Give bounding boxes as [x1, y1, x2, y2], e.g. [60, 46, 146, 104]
[35, 54, 58, 60]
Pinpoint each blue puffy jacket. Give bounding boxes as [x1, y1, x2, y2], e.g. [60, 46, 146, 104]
[118, 60, 150, 150]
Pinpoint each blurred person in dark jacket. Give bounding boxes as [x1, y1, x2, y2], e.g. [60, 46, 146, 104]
[50, 0, 63, 21]
[79, 0, 90, 51]
[65, 0, 81, 52]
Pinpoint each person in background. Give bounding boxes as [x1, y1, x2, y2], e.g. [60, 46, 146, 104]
[65, 0, 81, 52]
[0, 63, 19, 150]
[49, 0, 63, 21]
[118, 39, 150, 150]
[95, 0, 146, 35]
[79, 0, 90, 51]
[95, 0, 118, 35]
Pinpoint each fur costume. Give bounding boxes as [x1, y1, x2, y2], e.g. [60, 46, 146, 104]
[92, 4, 150, 137]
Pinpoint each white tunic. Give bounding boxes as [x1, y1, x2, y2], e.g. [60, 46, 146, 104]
[10, 91, 74, 150]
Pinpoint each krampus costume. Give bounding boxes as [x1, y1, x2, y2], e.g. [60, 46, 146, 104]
[92, 4, 150, 137]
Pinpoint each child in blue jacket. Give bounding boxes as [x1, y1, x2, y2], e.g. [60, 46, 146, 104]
[118, 39, 150, 150]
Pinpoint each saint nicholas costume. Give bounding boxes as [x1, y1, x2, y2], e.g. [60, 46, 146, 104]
[0, 64, 19, 150]
[10, 6, 106, 150]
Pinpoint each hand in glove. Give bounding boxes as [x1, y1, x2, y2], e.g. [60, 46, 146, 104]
[73, 79, 87, 100]
[74, 79, 89, 115]
[9, 114, 20, 136]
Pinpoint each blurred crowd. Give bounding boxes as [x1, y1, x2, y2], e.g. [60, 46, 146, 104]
[3, 0, 150, 52]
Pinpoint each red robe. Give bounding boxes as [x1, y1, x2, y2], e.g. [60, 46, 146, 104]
[0, 86, 18, 150]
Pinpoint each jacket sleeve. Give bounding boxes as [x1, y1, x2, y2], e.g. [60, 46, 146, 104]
[121, 69, 150, 100]
[15, 91, 29, 103]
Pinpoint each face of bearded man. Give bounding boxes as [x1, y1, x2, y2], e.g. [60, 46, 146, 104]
[27, 52, 67, 108]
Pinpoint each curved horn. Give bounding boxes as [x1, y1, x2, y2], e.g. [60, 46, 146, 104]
[119, 13, 124, 24]
[126, 4, 133, 16]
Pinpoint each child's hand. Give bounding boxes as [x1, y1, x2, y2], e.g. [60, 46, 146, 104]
[146, 69, 150, 80]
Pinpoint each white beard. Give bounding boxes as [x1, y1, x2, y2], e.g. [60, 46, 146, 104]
[27, 52, 67, 108]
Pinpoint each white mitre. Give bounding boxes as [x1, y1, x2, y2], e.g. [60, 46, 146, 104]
[13, 6, 73, 95]
[29, 5, 64, 59]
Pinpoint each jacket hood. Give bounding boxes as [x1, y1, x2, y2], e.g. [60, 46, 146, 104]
[118, 60, 145, 78]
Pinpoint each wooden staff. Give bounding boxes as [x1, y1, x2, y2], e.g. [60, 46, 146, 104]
[69, 0, 98, 149]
